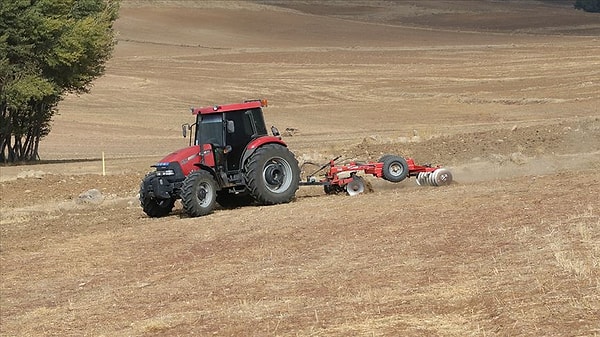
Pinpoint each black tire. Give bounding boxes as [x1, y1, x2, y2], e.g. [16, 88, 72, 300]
[139, 172, 175, 217]
[382, 155, 409, 183]
[378, 154, 394, 163]
[244, 144, 300, 205]
[216, 191, 255, 209]
[181, 170, 218, 217]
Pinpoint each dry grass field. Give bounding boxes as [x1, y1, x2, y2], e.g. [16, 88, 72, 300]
[1, 1, 599, 336]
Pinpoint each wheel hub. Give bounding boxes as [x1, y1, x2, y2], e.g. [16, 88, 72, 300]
[390, 163, 404, 176]
[265, 163, 283, 186]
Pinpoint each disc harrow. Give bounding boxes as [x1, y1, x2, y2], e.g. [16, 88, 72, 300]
[299, 154, 452, 196]
[415, 168, 453, 186]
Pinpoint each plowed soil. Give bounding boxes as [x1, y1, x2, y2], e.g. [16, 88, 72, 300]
[1, 1, 599, 336]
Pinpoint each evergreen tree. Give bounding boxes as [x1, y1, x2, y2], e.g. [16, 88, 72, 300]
[0, 0, 119, 162]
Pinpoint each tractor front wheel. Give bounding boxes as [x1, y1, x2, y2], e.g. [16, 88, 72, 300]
[139, 172, 175, 217]
[245, 144, 300, 205]
[181, 170, 218, 217]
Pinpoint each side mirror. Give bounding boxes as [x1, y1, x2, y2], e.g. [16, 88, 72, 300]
[182, 123, 189, 138]
[226, 120, 235, 133]
[271, 126, 280, 137]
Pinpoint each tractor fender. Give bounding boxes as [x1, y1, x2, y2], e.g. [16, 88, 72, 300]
[192, 163, 230, 188]
[241, 136, 288, 167]
[194, 163, 215, 177]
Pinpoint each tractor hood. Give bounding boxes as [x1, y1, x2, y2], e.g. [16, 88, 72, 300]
[154, 145, 201, 176]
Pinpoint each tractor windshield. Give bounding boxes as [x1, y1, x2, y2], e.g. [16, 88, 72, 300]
[196, 114, 224, 147]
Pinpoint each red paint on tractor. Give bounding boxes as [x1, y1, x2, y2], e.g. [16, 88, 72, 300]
[246, 136, 287, 151]
[158, 145, 201, 176]
[198, 143, 216, 167]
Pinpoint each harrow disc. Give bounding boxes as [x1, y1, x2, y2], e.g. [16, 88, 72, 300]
[346, 176, 366, 196]
[416, 168, 453, 186]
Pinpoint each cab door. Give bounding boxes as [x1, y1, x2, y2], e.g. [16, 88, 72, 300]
[225, 109, 257, 172]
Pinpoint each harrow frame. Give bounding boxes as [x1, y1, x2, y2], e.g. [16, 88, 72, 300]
[299, 155, 452, 195]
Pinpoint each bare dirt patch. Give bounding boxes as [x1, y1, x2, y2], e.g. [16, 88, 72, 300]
[1, 1, 599, 336]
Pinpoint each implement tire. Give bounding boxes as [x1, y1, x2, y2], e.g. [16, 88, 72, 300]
[382, 155, 409, 183]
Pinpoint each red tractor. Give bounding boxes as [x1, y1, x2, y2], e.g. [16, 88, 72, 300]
[140, 99, 452, 218]
[139, 99, 300, 217]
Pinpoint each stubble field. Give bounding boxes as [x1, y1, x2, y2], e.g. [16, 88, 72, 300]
[1, 1, 599, 336]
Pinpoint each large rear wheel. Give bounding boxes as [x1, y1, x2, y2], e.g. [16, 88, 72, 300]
[181, 170, 218, 217]
[139, 172, 175, 217]
[244, 144, 300, 205]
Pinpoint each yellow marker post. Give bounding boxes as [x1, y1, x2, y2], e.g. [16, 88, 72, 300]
[102, 152, 106, 176]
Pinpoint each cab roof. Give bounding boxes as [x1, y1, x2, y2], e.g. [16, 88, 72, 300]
[191, 99, 267, 115]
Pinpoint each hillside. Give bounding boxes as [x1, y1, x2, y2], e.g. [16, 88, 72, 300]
[1, 1, 599, 336]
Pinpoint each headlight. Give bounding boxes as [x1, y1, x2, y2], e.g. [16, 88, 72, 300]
[156, 169, 175, 176]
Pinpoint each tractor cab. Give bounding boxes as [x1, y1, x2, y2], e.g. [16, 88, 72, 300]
[187, 99, 271, 176]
